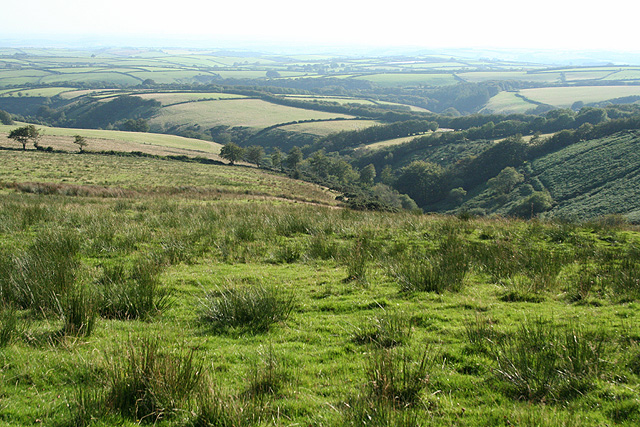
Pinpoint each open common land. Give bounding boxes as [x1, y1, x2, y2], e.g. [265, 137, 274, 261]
[0, 149, 640, 426]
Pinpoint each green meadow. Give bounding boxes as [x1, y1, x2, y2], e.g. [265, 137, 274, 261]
[519, 86, 640, 108]
[0, 147, 639, 426]
[149, 99, 355, 130]
[0, 123, 223, 154]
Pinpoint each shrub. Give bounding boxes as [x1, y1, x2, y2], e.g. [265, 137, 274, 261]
[200, 282, 295, 334]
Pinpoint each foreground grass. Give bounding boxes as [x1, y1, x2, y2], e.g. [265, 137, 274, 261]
[0, 186, 639, 425]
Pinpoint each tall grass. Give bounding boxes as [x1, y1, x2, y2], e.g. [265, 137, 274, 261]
[245, 345, 290, 398]
[105, 337, 204, 422]
[0, 229, 80, 314]
[98, 259, 172, 320]
[491, 318, 607, 402]
[62, 284, 97, 336]
[352, 311, 413, 348]
[389, 234, 469, 293]
[200, 281, 295, 334]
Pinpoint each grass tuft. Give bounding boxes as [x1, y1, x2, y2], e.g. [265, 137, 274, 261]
[200, 281, 295, 334]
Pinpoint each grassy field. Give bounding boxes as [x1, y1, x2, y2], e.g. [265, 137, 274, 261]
[135, 92, 249, 105]
[0, 123, 223, 155]
[480, 91, 539, 114]
[519, 86, 640, 108]
[0, 150, 338, 204]
[352, 73, 459, 87]
[458, 71, 562, 84]
[359, 135, 420, 150]
[149, 99, 355, 130]
[0, 87, 76, 97]
[278, 120, 381, 136]
[0, 155, 639, 426]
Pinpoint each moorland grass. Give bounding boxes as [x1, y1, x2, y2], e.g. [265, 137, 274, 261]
[0, 186, 639, 426]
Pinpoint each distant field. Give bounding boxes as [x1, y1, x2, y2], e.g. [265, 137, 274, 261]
[40, 72, 142, 85]
[480, 91, 538, 114]
[283, 95, 378, 105]
[58, 89, 122, 99]
[0, 87, 76, 97]
[603, 70, 640, 80]
[149, 99, 354, 129]
[278, 119, 380, 136]
[353, 73, 458, 87]
[360, 135, 418, 150]
[519, 86, 640, 107]
[135, 92, 248, 105]
[459, 71, 562, 83]
[0, 123, 222, 154]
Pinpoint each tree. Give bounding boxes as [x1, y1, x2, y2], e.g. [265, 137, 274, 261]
[245, 145, 265, 167]
[271, 148, 283, 172]
[0, 109, 13, 125]
[359, 164, 376, 186]
[220, 142, 245, 165]
[394, 161, 445, 207]
[487, 167, 524, 194]
[285, 147, 303, 170]
[73, 135, 88, 153]
[8, 125, 40, 150]
[122, 118, 149, 133]
[266, 70, 281, 78]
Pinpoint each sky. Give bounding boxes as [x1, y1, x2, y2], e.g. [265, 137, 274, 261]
[2, 0, 640, 53]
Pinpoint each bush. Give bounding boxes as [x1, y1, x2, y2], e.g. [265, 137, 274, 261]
[200, 281, 295, 334]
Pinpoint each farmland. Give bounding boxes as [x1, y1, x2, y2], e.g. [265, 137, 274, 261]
[2, 45, 640, 426]
[0, 123, 223, 155]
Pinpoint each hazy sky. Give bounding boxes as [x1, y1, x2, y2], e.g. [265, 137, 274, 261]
[2, 0, 639, 52]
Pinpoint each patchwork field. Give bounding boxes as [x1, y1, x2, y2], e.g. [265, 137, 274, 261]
[149, 99, 355, 130]
[520, 86, 640, 107]
[0, 123, 223, 155]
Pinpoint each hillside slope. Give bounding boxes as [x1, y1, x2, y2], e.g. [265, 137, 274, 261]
[458, 130, 640, 221]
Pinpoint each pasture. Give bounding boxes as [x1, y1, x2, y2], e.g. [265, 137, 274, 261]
[352, 73, 459, 87]
[149, 98, 355, 130]
[0, 123, 223, 154]
[0, 154, 639, 426]
[278, 119, 381, 136]
[480, 91, 539, 114]
[519, 86, 640, 108]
